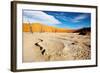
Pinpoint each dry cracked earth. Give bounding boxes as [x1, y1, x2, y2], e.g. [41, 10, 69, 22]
[23, 32, 91, 62]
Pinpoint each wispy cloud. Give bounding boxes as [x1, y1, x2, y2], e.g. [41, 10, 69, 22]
[23, 10, 62, 25]
[71, 14, 88, 23]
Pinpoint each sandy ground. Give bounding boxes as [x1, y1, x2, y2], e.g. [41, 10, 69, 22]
[22, 32, 91, 62]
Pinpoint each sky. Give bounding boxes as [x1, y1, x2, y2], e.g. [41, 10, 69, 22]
[23, 10, 91, 29]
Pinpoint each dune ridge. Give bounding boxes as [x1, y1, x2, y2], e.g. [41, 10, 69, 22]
[23, 23, 77, 33]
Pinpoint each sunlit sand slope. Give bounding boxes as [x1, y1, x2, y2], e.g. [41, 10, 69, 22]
[23, 23, 77, 33]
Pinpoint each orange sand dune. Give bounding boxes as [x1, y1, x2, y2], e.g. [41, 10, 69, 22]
[23, 23, 31, 32]
[23, 23, 77, 33]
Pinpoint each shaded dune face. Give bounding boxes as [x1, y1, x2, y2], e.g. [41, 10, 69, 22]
[23, 23, 77, 33]
[23, 32, 91, 62]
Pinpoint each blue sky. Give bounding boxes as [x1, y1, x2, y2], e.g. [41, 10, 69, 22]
[23, 10, 91, 29]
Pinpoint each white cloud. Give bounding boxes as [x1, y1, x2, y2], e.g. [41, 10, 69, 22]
[23, 10, 61, 25]
[71, 14, 88, 23]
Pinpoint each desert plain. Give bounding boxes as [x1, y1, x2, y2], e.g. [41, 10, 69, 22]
[22, 23, 91, 62]
[23, 32, 91, 62]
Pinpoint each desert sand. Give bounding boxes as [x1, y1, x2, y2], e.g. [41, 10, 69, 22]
[22, 32, 91, 62]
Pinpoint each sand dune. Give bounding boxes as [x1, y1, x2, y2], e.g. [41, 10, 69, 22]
[23, 23, 77, 33]
[23, 32, 91, 62]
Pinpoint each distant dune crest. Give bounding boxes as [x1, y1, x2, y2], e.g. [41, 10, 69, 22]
[23, 23, 77, 33]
